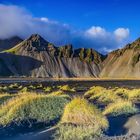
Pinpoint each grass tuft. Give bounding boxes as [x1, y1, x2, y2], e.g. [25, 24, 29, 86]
[103, 100, 138, 116]
[58, 85, 75, 92]
[0, 92, 70, 126]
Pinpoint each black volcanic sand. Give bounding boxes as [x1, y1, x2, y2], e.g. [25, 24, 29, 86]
[1, 79, 140, 140]
[0, 78, 140, 91]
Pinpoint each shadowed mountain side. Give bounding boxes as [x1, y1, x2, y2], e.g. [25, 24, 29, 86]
[1, 34, 103, 78]
[16, 51, 100, 78]
[0, 53, 43, 77]
[0, 36, 23, 51]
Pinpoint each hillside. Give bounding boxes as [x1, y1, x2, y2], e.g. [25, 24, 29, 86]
[0, 36, 23, 51]
[100, 38, 140, 78]
[0, 34, 104, 78]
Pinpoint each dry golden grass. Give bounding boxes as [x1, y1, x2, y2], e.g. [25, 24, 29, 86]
[58, 85, 75, 92]
[61, 97, 108, 129]
[55, 97, 108, 140]
[84, 86, 106, 98]
[103, 100, 138, 116]
[127, 89, 140, 101]
[0, 92, 70, 126]
[89, 90, 120, 104]
[0, 93, 17, 105]
[85, 86, 121, 104]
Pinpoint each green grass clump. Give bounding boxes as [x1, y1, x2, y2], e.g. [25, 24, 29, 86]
[49, 90, 66, 96]
[44, 87, 52, 92]
[54, 124, 100, 140]
[20, 87, 28, 92]
[0, 93, 70, 126]
[103, 100, 138, 116]
[84, 86, 106, 98]
[127, 89, 140, 102]
[8, 83, 19, 89]
[114, 88, 130, 99]
[55, 97, 108, 140]
[0, 93, 16, 105]
[61, 97, 108, 128]
[58, 85, 75, 92]
[85, 86, 120, 104]
[89, 90, 120, 104]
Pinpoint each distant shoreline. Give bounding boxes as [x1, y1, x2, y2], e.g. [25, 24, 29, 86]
[0, 77, 140, 82]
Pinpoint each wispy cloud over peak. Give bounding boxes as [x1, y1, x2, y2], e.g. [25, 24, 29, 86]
[0, 4, 130, 54]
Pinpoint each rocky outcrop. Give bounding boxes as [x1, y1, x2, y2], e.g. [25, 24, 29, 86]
[0, 34, 104, 78]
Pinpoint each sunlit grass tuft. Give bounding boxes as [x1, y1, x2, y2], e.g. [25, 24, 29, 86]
[0, 92, 69, 126]
[84, 86, 106, 98]
[89, 90, 120, 104]
[54, 124, 101, 140]
[0, 93, 16, 105]
[61, 97, 108, 129]
[58, 85, 75, 92]
[103, 100, 138, 116]
[43, 87, 52, 92]
[55, 97, 108, 140]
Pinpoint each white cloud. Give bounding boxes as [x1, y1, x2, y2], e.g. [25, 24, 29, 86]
[114, 28, 130, 41]
[40, 17, 49, 22]
[0, 4, 130, 54]
[85, 26, 108, 37]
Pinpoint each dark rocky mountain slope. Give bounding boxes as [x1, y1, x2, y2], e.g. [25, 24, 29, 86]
[100, 38, 140, 78]
[0, 34, 104, 78]
[0, 36, 23, 51]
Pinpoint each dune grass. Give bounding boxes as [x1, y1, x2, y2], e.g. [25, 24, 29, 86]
[43, 86, 52, 92]
[54, 97, 108, 140]
[61, 97, 108, 128]
[84, 86, 106, 98]
[103, 100, 138, 116]
[0, 93, 16, 105]
[89, 90, 120, 104]
[113, 88, 130, 99]
[54, 124, 101, 140]
[127, 89, 140, 102]
[0, 92, 70, 126]
[84, 86, 120, 104]
[58, 85, 75, 92]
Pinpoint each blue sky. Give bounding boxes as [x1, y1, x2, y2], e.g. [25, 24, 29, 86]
[0, 0, 139, 53]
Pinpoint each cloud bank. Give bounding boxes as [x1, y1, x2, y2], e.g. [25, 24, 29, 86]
[0, 4, 130, 54]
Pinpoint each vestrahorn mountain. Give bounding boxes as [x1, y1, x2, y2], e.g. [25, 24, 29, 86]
[0, 34, 104, 78]
[1, 34, 140, 78]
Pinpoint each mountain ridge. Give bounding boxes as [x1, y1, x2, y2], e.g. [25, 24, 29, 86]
[1, 34, 140, 78]
[100, 38, 140, 78]
[0, 34, 104, 78]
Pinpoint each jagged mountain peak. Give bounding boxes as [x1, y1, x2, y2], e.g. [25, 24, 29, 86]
[27, 34, 47, 42]
[21, 34, 56, 52]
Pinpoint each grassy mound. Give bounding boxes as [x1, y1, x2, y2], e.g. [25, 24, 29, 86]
[55, 98, 108, 139]
[84, 86, 106, 98]
[0, 92, 70, 126]
[114, 88, 130, 99]
[61, 97, 108, 128]
[85, 86, 120, 104]
[0, 93, 16, 105]
[49, 90, 67, 96]
[127, 89, 140, 102]
[54, 124, 100, 140]
[89, 90, 120, 104]
[103, 100, 138, 116]
[58, 85, 75, 92]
